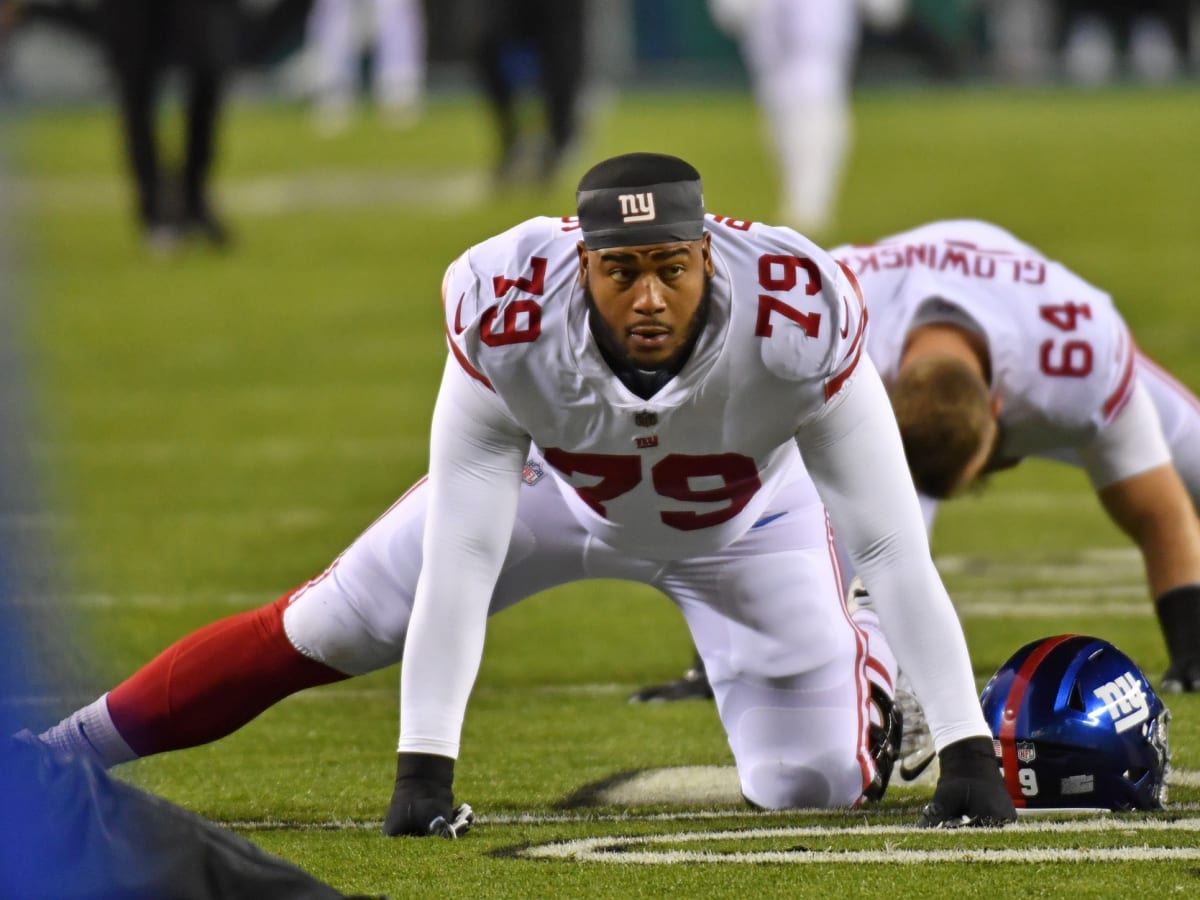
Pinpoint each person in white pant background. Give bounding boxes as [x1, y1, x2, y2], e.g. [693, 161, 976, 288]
[708, 0, 906, 236]
[305, 0, 426, 133]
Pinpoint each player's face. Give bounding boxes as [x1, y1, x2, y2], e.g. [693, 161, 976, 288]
[578, 235, 714, 370]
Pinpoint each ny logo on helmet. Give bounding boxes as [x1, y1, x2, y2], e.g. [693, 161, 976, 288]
[1092, 671, 1150, 733]
[619, 192, 656, 223]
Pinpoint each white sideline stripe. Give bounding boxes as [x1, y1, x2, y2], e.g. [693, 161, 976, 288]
[226, 808, 1200, 833]
[11, 592, 1155, 619]
[580, 765, 1200, 808]
[947, 492, 1103, 512]
[520, 818, 1200, 864]
[4, 683, 632, 706]
[534, 816, 1200, 840]
[934, 547, 1141, 575]
[958, 600, 1149, 618]
[957, 585, 1144, 600]
[523, 846, 1200, 865]
[0, 171, 489, 215]
[1170, 769, 1200, 788]
[2, 544, 1149, 615]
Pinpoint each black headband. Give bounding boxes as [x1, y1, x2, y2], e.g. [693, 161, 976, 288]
[576, 179, 706, 250]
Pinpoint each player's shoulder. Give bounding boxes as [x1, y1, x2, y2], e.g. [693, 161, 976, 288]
[707, 213, 830, 257]
[707, 214, 846, 293]
[461, 215, 582, 274]
[443, 216, 581, 315]
[707, 216, 865, 390]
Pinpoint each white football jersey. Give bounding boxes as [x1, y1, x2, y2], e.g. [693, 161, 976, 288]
[440, 213, 866, 560]
[832, 220, 1135, 462]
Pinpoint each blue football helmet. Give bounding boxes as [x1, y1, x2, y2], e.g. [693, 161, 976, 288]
[980, 634, 1170, 811]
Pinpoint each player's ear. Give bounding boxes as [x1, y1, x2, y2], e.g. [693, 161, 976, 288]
[701, 233, 714, 277]
[991, 395, 1003, 417]
[577, 241, 588, 285]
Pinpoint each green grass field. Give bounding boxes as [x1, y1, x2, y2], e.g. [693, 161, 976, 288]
[9, 83, 1200, 897]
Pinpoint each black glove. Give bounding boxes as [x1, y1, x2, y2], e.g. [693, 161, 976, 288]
[916, 736, 1016, 828]
[382, 752, 474, 838]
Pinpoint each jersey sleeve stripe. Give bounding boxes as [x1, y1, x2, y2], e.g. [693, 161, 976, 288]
[822, 262, 869, 401]
[446, 328, 495, 391]
[824, 309, 868, 401]
[1137, 351, 1200, 414]
[839, 303, 867, 367]
[1102, 333, 1136, 421]
[440, 263, 496, 392]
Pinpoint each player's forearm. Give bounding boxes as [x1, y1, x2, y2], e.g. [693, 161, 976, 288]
[1139, 513, 1200, 600]
[797, 359, 989, 749]
[1096, 464, 1200, 598]
[398, 361, 529, 757]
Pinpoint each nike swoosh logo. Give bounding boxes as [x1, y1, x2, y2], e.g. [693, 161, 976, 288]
[752, 511, 787, 528]
[839, 297, 850, 338]
[898, 751, 937, 782]
[453, 293, 467, 334]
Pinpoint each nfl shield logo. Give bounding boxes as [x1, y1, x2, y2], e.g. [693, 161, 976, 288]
[1016, 741, 1037, 763]
[522, 460, 545, 486]
[634, 410, 658, 428]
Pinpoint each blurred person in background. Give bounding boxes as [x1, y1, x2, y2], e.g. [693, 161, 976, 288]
[0, 1, 17, 90]
[1055, 0, 1193, 83]
[304, 0, 426, 135]
[707, 0, 907, 236]
[475, 0, 587, 186]
[0, 130, 379, 899]
[98, 0, 238, 253]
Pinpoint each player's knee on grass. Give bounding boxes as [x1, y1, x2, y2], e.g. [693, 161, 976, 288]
[732, 708, 867, 809]
[741, 760, 843, 809]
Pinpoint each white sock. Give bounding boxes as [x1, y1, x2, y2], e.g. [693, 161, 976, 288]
[38, 694, 138, 768]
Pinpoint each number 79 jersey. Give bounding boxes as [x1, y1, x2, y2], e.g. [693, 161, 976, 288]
[440, 214, 867, 561]
[832, 220, 1136, 461]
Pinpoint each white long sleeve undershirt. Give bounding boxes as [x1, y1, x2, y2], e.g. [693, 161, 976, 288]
[797, 357, 991, 751]
[398, 360, 529, 757]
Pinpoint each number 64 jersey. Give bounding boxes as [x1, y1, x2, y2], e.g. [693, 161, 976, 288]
[832, 220, 1138, 465]
[439, 214, 867, 561]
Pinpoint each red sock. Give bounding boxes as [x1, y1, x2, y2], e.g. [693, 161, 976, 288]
[107, 590, 349, 757]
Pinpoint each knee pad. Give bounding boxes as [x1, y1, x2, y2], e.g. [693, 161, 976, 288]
[741, 758, 840, 809]
[732, 706, 867, 809]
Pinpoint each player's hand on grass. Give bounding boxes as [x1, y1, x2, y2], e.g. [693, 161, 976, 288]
[916, 736, 1016, 828]
[382, 752, 474, 838]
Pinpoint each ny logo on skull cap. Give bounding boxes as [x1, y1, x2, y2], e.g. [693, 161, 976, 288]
[618, 192, 656, 223]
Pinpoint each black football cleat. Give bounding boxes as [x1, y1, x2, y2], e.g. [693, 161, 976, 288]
[628, 655, 713, 703]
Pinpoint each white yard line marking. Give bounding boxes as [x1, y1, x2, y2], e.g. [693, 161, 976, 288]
[225, 803, 1200, 832]
[956, 600, 1149, 618]
[520, 818, 1200, 864]
[524, 846, 1200, 864]
[4, 545, 1151, 616]
[1, 171, 489, 215]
